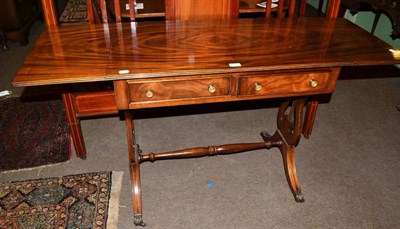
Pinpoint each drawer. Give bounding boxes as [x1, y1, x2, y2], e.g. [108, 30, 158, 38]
[238, 70, 334, 97]
[127, 76, 231, 103]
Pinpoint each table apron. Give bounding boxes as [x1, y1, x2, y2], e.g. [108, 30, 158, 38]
[113, 67, 341, 110]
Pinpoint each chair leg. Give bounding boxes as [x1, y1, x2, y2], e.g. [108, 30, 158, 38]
[0, 28, 8, 51]
[317, 0, 324, 16]
[62, 93, 87, 159]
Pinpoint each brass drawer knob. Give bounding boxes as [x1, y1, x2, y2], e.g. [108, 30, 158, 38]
[254, 83, 262, 91]
[208, 84, 216, 93]
[310, 79, 318, 88]
[145, 89, 154, 98]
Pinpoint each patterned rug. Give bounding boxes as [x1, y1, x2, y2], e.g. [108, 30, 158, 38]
[0, 97, 71, 172]
[0, 171, 123, 228]
[59, 0, 88, 24]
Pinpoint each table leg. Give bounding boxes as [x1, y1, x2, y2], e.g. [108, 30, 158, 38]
[124, 111, 146, 227]
[303, 100, 318, 138]
[129, 98, 308, 225]
[138, 98, 308, 202]
[261, 98, 306, 202]
[62, 93, 87, 159]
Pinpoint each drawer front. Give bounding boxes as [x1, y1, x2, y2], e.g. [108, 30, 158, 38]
[127, 76, 231, 103]
[238, 71, 333, 97]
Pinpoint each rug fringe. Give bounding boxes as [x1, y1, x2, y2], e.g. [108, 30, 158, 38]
[0, 160, 71, 174]
[107, 171, 124, 229]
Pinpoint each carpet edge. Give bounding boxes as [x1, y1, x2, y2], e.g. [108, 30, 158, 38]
[0, 160, 71, 174]
[107, 171, 124, 229]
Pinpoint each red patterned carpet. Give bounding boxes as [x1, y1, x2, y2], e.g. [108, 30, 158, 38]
[0, 97, 71, 172]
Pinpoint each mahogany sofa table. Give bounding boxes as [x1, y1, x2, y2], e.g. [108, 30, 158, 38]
[13, 18, 400, 226]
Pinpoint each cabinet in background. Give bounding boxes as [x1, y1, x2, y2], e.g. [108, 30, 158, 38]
[0, 0, 40, 45]
[108, 0, 273, 19]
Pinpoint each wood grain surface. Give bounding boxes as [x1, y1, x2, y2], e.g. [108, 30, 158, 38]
[13, 18, 399, 87]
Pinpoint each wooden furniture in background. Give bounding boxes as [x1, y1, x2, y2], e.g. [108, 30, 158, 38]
[108, 0, 241, 19]
[87, 0, 136, 23]
[340, 0, 400, 111]
[109, 0, 262, 18]
[240, 0, 269, 13]
[107, 0, 331, 19]
[164, 0, 239, 20]
[341, 0, 400, 38]
[108, 0, 165, 19]
[0, 0, 40, 45]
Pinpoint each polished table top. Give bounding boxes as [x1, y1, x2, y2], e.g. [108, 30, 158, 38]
[13, 18, 399, 87]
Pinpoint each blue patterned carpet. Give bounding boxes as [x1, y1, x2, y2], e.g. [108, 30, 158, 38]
[0, 171, 117, 228]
